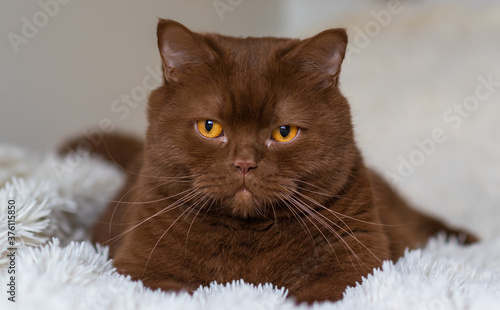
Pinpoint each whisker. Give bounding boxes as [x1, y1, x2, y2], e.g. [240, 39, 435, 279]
[289, 178, 340, 196]
[184, 194, 212, 253]
[99, 139, 202, 181]
[143, 192, 203, 275]
[96, 179, 197, 204]
[118, 179, 194, 225]
[289, 178, 356, 200]
[108, 178, 177, 239]
[286, 184, 358, 241]
[277, 194, 316, 247]
[102, 188, 198, 245]
[288, 195, 363, 273]
[197, 195, 217, 225]
[288, 191, 382, 270]
[268, 197, 278, 226]
[285, 195, 344, 268]
[281, 184, 379, 270]
[285, 184, 398, 227]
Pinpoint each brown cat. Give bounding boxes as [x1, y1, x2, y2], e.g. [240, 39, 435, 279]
[80, 19, 477, 303]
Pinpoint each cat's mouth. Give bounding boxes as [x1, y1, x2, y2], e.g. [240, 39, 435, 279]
[231, 188, 260, 218]
[235, 188, 252, 200]
[194, 174, 289, 218]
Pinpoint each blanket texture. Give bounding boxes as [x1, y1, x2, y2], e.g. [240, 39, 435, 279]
[2, 1, 500, 309]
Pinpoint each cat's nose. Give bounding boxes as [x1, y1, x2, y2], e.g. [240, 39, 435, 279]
[233, 159, 257, 175]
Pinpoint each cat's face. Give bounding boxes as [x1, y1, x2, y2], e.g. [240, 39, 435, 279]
[145, 20, 359, 218]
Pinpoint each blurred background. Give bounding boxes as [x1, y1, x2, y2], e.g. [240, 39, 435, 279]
[1, 0, 499, 238]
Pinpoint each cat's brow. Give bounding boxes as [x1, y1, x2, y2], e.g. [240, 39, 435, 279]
[272, 99, 317, 127]
[185, 95, 224, 120]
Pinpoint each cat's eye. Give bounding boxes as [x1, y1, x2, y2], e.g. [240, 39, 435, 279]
[272, 125, 298, 143]
[197, 120, 223, 139]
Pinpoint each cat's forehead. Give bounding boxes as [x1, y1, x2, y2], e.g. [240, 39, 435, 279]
[209, 34, 297, 72]
[201, 35, 305, 125]
[174, 34, 336, 129]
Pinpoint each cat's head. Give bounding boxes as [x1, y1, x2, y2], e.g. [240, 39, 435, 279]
[145, 19, 360, 219]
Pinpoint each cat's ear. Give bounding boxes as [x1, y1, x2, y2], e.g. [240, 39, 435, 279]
[284, 29, 347, 86]
[157, 19, 217, 83]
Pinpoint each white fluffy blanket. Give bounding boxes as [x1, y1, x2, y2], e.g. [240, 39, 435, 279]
[2, 1, 500, 309]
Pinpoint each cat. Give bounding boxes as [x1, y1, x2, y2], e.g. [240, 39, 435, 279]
[72, 19, 477, 303]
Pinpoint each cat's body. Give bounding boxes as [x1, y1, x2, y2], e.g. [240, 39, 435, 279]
[83, 20, 476, 303]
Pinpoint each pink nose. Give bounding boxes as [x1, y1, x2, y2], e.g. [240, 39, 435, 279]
[233, 160, 257, 175]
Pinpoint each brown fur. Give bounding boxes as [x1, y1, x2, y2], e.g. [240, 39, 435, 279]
[78, 20, 477, 303]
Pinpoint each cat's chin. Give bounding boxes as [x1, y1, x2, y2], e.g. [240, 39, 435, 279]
[230, 189, 261, 218]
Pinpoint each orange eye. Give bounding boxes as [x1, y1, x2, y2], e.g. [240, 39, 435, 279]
[197, 120, 223, 138]
[272, 125, 298, 143]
